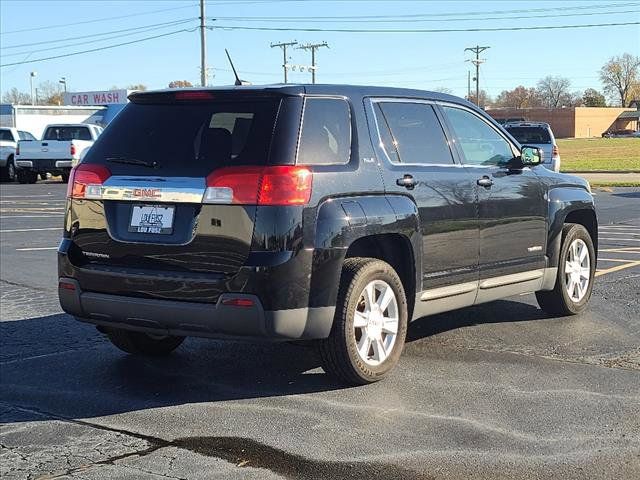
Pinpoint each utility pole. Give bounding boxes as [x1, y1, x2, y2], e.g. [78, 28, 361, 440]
[270, 41, 297, 83]
[464, 45, 490, 107]
[29, 71, 37, 105]
[467, 71, 471, 101]
[199, 0, 207, 87]
[299, 42, 328, 84]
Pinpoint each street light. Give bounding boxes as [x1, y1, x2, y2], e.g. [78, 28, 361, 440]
[30, 71, 37, 105]
[59, 77, 67, 93]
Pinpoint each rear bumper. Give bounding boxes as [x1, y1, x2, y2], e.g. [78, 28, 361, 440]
[15, 159, 72, 171]
[58, 277, 334, 341]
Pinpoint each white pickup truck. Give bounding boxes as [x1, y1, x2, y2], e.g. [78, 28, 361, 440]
[15, 123, 103, 184]
[0, 127, 38, 182]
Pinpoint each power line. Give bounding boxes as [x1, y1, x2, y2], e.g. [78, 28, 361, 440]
[208, 21, 640, 33]
[0, 4, 200, 35]
[1, 18, 196, 50]
[210, 9, 640, 23]
[0, 21, 198, 59]
[207, 2, 640, 20]
[0, 29, 195, 68]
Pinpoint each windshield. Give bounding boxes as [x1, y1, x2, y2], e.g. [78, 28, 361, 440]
[83, 100, 281, 177]
[505, 126, 552, 145]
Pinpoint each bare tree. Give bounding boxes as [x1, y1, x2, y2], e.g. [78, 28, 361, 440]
[37, 81, 63, 105]
[494, 86, 542, 108]
[2, 87, 31, 104]
[536, 76, 572, 108]
[168, 80, 194, 88]
[599, 53, 640, 107]
[467, 89, 492, 108]
[432, 87, 453, 95]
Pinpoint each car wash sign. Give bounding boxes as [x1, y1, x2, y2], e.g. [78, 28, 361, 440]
[64, 89, 129, 106]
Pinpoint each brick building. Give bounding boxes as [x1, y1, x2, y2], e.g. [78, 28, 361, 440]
[487, 106, 639, 138]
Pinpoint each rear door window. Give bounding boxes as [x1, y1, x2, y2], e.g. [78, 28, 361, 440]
[374, 102, 454, 165]
[83, 99, 281, 177]
[297, 97, 351, 165]
[44, 126, 92, 141]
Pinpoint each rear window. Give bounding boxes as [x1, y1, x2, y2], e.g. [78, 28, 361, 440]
[44, 126, 92, 141]
[83, 100, 280, 176]
[505, 126, 552, 144]
[18, 131, 36, 141]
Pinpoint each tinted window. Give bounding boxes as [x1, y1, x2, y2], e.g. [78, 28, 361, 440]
[44, 126, 92, 141]
[505, 126, 552, 144]
[83, 100, 280, 176]
[18, 131, 36, 141]
[443, 106, 514, 166]
[0, 129, 15, 142]
[375, 102, 453, 165]
[297, 98, 351, 165]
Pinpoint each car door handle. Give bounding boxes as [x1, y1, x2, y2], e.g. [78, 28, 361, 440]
[477, 176, 493, 188]
[396, 174, 416, 189]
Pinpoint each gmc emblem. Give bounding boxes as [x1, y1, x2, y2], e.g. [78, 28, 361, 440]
[133, 188, 161, 198]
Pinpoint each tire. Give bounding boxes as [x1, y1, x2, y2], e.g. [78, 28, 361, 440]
[536, 223, 596, 316]
[2, 156, 16, 182]
[17, 170, 37, 184]
[105, 328, 184, 356]
[319, 257, 408, 385]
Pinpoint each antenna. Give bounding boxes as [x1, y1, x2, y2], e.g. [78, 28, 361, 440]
[225, 49, 251, 86]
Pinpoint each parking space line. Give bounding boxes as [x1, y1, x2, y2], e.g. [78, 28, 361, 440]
[1, 215, 65, 218]
[599, 237, 640, 242]
[1, 227, 61, 233]
[597, 258, 635, 263]
[595, 261, 640, 277]
[16, 247, 59, 251]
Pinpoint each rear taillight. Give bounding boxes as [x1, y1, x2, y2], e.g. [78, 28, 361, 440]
[175, 91, 215, 101]
[204, 166, 313, 206]
[16, 144, 20, 156]
[70, 144, 76, 156]
[66, 164, 111, 199]
[552, 144, 559, 158]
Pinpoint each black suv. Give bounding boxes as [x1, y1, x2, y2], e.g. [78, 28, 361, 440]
[58, 85, 597, 384]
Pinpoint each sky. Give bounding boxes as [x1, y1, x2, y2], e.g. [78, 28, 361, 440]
[1, 0, 639, 101]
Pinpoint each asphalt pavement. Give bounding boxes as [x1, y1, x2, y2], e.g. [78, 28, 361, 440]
[1, 181, 639, 480]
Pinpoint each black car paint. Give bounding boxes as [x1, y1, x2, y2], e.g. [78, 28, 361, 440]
[58, 84, 596, 339]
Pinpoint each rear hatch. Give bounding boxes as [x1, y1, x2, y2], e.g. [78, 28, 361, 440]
[65, 91, 286, 297]
[504, 126, 554, 164]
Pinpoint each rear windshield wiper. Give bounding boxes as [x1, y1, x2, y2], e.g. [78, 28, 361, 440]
[106, 157, 159, 168]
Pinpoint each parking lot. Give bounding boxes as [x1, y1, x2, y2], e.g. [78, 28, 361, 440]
[1, 182, 639, 479]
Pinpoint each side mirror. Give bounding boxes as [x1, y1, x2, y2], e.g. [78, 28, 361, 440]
[520, 145, 542, 166]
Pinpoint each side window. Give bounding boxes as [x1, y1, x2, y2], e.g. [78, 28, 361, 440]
[442, 106, 515, 166]
[0, 129, 15, 142]
[374, 102, 454, 165]
[297, 97, 351, 165]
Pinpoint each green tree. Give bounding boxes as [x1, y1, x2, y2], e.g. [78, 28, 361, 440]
[582, 88, 607, 107]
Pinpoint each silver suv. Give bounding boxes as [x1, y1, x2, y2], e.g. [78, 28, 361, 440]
[504, 122, 561, 172]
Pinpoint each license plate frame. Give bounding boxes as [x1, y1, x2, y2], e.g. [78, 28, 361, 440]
[128, 204, 175, 235]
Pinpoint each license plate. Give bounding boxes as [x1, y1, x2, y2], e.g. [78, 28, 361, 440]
[128, 205, 175, 235]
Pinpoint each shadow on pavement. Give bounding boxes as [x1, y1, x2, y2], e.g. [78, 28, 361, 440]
[1, 299, 549, 424]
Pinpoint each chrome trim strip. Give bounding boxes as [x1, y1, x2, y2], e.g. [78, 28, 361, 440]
[420, 282, 477, 301]
[55, 160, 72, 168]
[479, 269, 544, 289]
[16, 160, 33, 168]
[100, 176, 206, 203]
